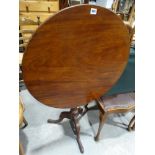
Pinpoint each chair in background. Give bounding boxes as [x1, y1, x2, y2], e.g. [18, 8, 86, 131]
[92, 21, 135, 142]
[83, 17, 135, 141]
[19, 96, 28, 129]
[19, 96, 28, 155]
[94, 93, 135, 141]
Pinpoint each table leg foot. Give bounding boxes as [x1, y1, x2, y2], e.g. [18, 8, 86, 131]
[70, 119, 84, 153]
[47, 111, 71, 123]
[48, 107, 85, 153]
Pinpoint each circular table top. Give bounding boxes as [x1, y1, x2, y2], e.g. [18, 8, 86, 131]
[22, 5, 130, 108]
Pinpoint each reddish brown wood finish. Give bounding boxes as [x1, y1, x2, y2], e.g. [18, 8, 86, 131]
[22, 5, 130, 108]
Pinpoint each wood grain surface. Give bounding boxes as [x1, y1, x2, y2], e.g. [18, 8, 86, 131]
[22, 5, 130, 108]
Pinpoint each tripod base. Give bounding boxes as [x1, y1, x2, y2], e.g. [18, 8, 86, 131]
[48, 107, 87, 153]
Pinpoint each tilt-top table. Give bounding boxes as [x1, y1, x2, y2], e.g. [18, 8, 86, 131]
[22, 4, 130, 153]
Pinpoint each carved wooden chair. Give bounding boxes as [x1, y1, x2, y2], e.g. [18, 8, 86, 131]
[89, 23, 135, 141]
[82, 20, 135, 140]
[94, 93, 135, 141]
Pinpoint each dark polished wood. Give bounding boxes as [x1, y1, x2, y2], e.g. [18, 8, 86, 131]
[22, 5, 130, 153]
[22, 4, 130, 108]
[94, 96, 135, 141]
[94, 110, 107, 141]
[48, 107, 85, 153]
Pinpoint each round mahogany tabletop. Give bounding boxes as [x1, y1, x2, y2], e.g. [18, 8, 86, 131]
[22, 5, 130, 108]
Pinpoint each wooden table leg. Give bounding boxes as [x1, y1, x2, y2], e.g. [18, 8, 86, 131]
[48, 107, 85, 153]
[70, 108, 84, 153]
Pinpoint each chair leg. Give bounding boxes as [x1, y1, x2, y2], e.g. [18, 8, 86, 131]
[94, 111, 107, 141]
[132, 122, 135, 130]
[128, 115, 135, 131]
[19, 143, 24, 155]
